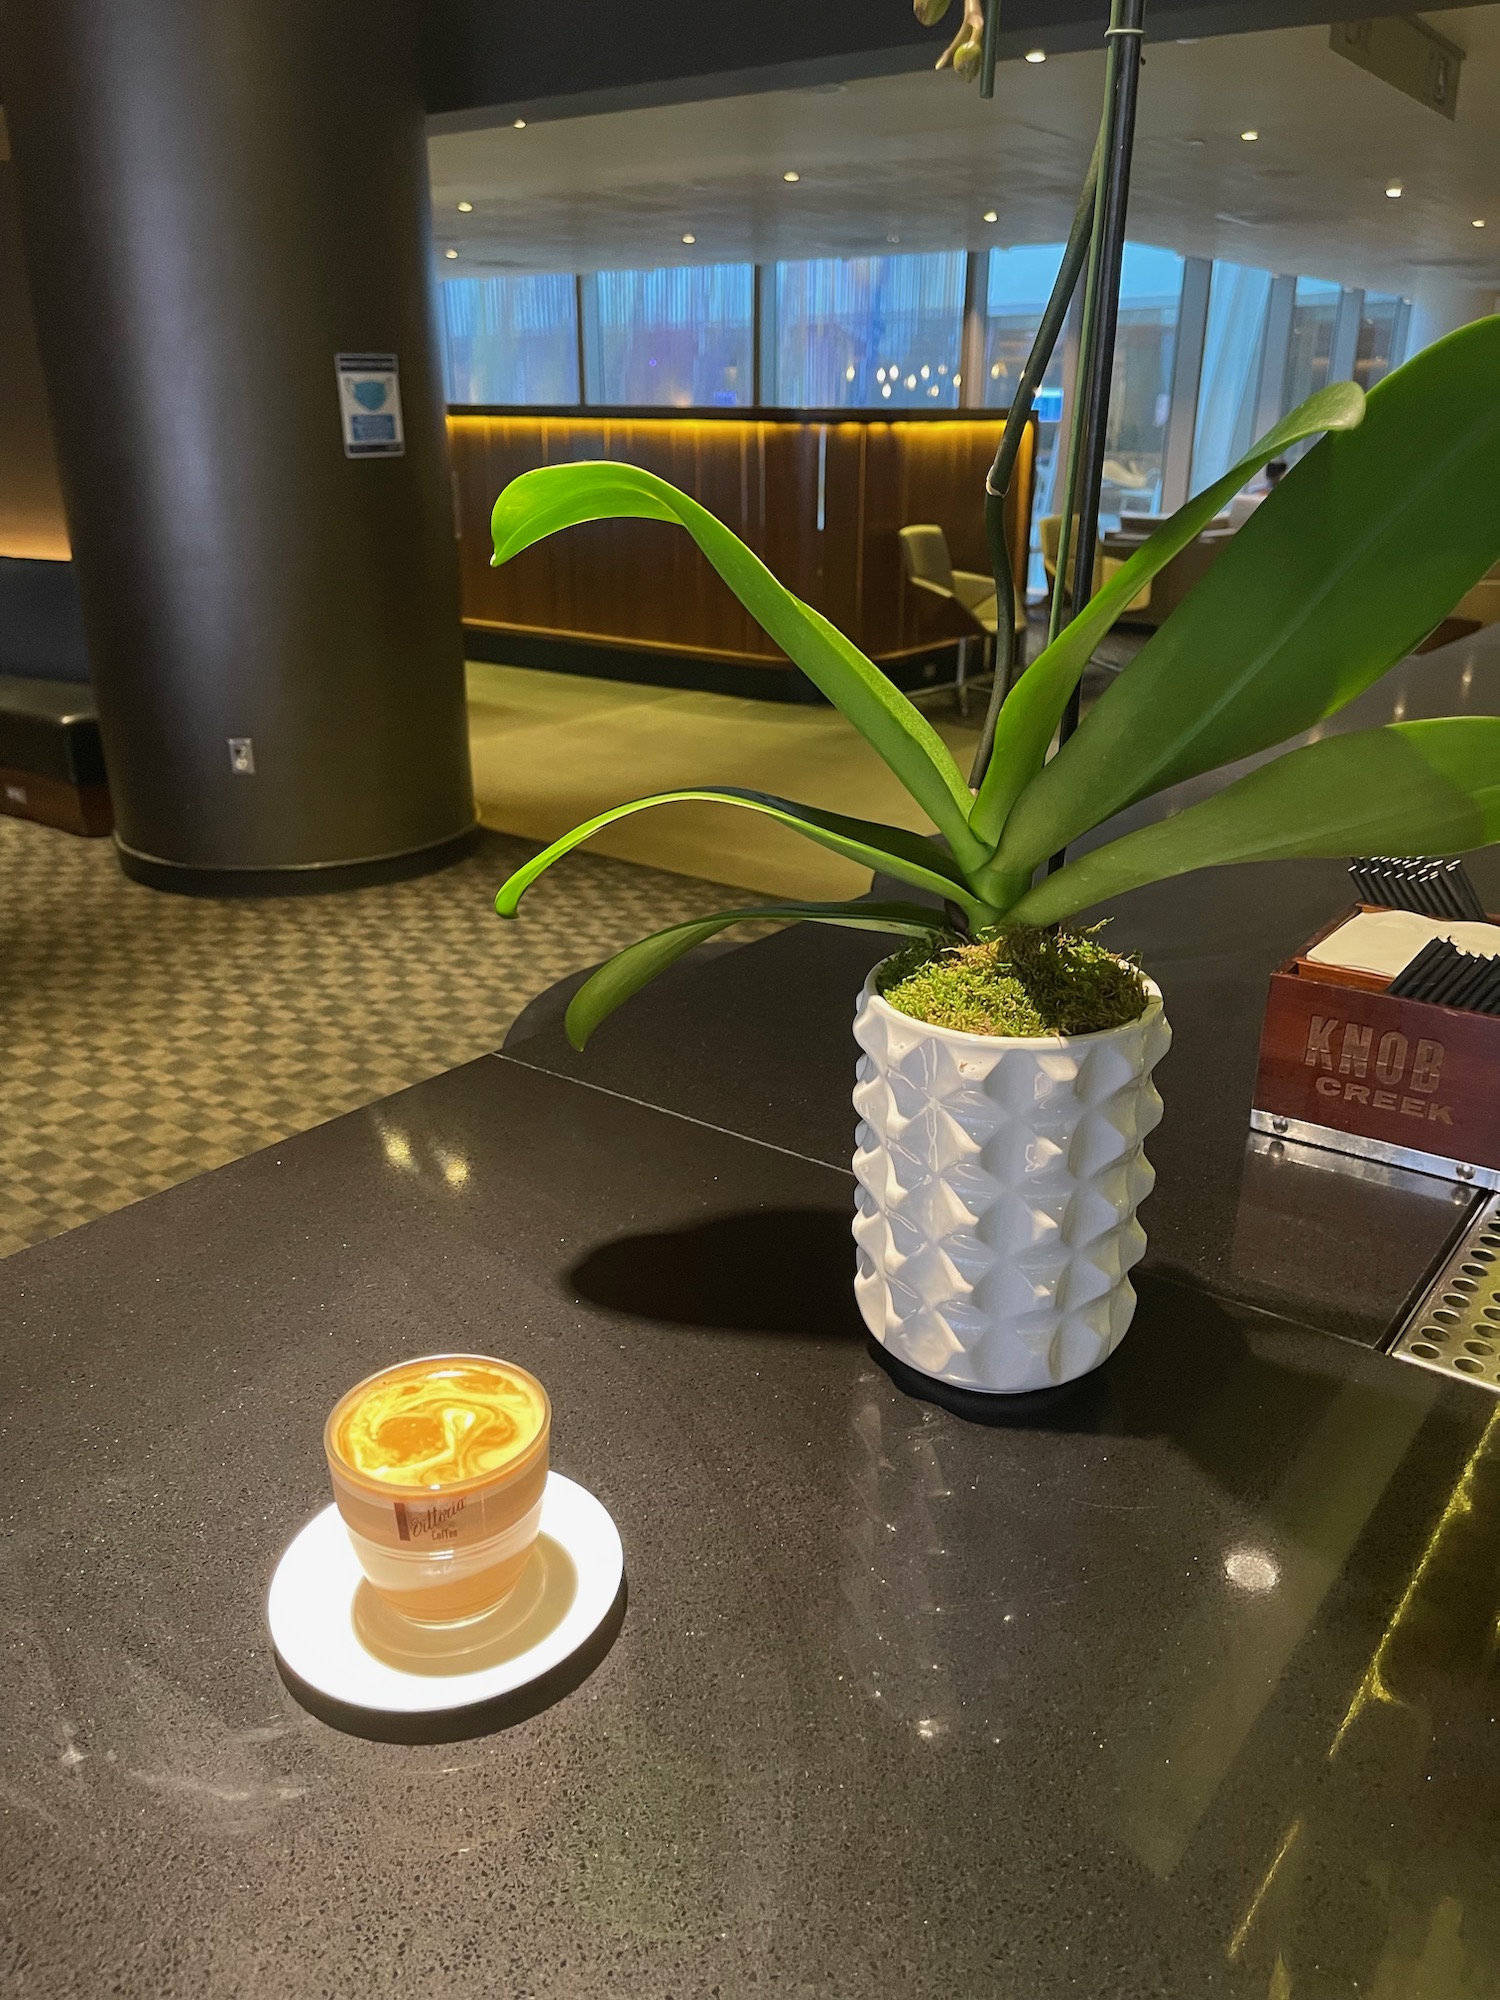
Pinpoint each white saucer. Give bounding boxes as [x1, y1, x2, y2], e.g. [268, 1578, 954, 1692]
[268, 1472, 624, 1730]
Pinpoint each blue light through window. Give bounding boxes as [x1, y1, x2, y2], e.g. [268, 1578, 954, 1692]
[769, 253, 965, 408]
[583, 265, 754, 407]
[440, 274, 579, 405]
[1103, 243, 1184, 522]
[1190, 260, 1272, 495]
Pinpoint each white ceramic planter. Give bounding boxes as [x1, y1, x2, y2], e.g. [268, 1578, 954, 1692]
[852, 967, 1171, 1394]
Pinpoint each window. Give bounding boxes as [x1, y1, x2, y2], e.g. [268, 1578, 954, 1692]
[982, 243, 1067, 409]
[979, 240, 1180, 575]
[1355, 292, 1405, 390]
[769, 253, 965, 408]
[983, 244, 1067, 591]
[435, 259, 1412, 526]
[582, 264, 753, 407]
[1190, 261, 1272, 495]
[1101, 243, 1184, 524]
[440, 274, 579, 406]
[1283, 277, 1341, 409]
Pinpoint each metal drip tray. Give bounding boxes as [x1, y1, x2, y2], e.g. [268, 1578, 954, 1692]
[1390, 1194, 1500, 1390]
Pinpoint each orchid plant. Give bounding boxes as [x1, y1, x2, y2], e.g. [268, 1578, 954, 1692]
[491, 320, 1500, 1048]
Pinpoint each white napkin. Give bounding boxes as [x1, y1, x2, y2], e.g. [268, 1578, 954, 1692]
[1306, 908, 1500, 979]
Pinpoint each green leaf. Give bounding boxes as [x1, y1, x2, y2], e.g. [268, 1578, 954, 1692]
[1007, 718, 1500, 927]
[970, 381, 1365, 845]
[563, 900, 948, 1049]
[995, 317, 1500, 880]
[494, 788, 985, 921]
[492, 462, 988, 872]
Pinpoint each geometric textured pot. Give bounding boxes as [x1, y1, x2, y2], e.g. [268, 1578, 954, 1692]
[852, 971, 1171, 1394]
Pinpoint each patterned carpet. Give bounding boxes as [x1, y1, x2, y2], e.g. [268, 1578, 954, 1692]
[0, 817, 740, 1259]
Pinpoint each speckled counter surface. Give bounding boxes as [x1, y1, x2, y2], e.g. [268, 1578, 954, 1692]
[3, 1047, 1499, 1998]
[5, 629, 1500, 1997]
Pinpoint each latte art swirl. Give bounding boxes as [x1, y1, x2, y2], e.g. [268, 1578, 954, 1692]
[333, 1358, 546, 1489]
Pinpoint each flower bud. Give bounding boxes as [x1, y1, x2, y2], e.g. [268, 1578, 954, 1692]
[913, 0, 952, 23]
[952, 32, 983, 80]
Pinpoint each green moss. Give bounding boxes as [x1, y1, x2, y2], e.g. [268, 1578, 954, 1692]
[879, 926, 1148, 1040]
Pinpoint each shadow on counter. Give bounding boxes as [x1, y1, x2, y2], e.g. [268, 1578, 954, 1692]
[274, 1578, 628, 1746]
[567, 1207, 1456, 1490]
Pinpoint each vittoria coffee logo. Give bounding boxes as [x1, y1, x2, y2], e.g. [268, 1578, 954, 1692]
[1302, 1016, 1452, 1125]
[393, 1495, 469, 1544]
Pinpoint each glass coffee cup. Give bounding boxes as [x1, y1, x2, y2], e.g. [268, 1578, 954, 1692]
[324, 1353, 551, 1626]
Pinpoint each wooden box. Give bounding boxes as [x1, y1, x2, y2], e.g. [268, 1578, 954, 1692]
[1251, 906, 1500, 1188]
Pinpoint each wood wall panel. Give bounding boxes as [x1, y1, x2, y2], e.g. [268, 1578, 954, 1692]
[0, 161, 70, 559]
[450, 411, 1033, 670]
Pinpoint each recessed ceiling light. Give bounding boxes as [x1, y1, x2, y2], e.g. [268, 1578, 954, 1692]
[881, 383, 892, 398]
[682, 233, 695, 244]
[845, 365, 856, 381]
[983, 209, 999, 223]
[952, 372, 961, 387]
[457, 200, 473, 213]
[444, 248, 458, 259]
[783, 170, 800, 183]
[1024, 48, 1046, 62]
[513, 118, 527, 130]
[905, 373, 917, 389]
[1240, 129, 1258, 142]
[1386, 182, 1403, 198]
[1474, 218, 1487, 228]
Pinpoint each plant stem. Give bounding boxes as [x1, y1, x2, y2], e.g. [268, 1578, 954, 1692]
[968, 129, 1103, 790]
[1045, 0, 1147, 874]
[967, 869, 1029, 927]
[979, 0, 1002, 97]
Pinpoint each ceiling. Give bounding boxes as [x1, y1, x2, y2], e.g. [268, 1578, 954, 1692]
[426, 7, 1500, 298]
[416, 0, 1492, 123]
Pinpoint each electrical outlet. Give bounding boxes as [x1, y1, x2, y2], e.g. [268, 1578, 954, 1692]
[228, 737, 255, 775]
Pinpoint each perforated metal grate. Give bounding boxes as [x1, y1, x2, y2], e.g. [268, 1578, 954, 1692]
[1390, 1194, 1500, 1391]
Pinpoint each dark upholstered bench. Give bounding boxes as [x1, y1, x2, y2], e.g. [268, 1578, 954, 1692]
[0, 556, 109, 835]
[0, 675, 111, 835]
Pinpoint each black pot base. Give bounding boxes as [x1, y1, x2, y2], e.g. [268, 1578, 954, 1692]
[114, 822, 479, 897]
[866, 1333, 1110, 1428]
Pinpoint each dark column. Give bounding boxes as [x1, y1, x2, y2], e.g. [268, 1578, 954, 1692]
[1, 0, 475, 891]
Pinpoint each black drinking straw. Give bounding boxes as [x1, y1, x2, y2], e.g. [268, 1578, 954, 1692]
[1389, 936, 1448, 1000]
[1411, 863, 1443, 917]
[1420, 943, 1464, 1002]
[1448, 955, 1493, 1012]
[1427, 947, 1473, 1007]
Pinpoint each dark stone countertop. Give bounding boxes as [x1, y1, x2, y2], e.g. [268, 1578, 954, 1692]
[4, 625, 1500, 1997]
